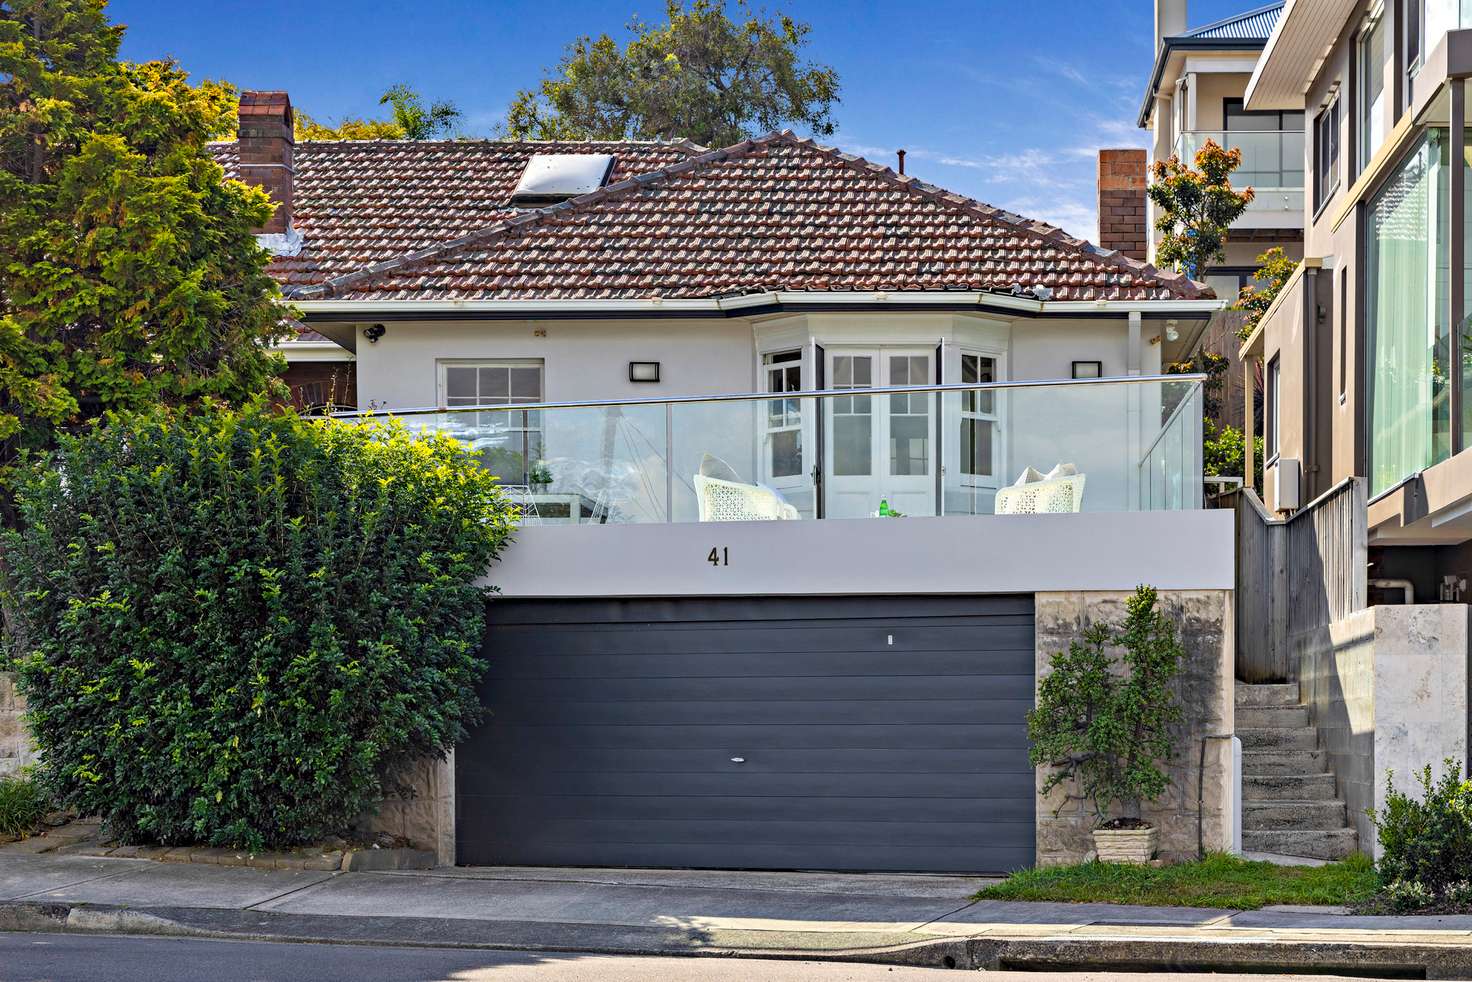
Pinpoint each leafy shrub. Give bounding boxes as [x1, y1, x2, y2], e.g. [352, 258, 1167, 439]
[1027, 586, 1185, 825]
[2, 403, 516, 851]
[1370, 759, 1472, 901]
[0, 775, 48, 838]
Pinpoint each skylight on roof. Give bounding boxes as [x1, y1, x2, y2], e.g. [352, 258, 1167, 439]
[511, 153, 615, 206]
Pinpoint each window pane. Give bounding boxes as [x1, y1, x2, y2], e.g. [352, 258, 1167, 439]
[833, 356, 853, 386]
[509, 367, 541, 401]
[962, 418, 993, 477]
[890, 415, 929, 476]
[445, 367, 477, 403]
[852, 356, 871, 386]
[480, 366, 510, 401]
[771, 430, 801, 478]
[1367, 134, 1447, 495]
[834, 416, 871, 475]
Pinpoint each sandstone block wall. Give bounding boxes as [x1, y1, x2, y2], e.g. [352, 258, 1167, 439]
[1034, 590, 1235, 865]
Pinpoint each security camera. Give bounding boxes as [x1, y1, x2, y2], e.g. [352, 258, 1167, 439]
[363, 324, 387, 344]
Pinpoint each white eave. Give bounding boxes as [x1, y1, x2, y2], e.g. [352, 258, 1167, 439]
[1245, 0, 1358, 110]
[288, 291, 1227, 319]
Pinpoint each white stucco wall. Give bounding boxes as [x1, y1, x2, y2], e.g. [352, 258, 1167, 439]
[337, 311, 1173, 411]
[350, 318, 757, 410]
[485, 509, 1235, 597]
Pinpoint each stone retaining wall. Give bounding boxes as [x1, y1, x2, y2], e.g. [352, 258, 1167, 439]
[1293, 604, 1470, 857]
[1034, 590, 1235, 866]
[0, 673, 37, 780]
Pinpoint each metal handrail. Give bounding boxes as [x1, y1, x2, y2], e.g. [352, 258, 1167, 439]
[331, 373, 1208, 419]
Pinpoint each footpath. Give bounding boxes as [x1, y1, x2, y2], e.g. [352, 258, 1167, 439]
[5, 848, 1472, 976]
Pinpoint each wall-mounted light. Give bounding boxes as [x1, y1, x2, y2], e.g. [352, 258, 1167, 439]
[363, 323, 387, 344]
[628, 361, 661, 383]
[1165, 319, 1180, 343]
[1071, 360, 1103, 380]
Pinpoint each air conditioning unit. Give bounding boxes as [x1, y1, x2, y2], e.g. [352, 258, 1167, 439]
[1274, 458, 1301, 512]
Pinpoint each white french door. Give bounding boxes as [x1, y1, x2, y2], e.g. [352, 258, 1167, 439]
[823, 348, 935, 518]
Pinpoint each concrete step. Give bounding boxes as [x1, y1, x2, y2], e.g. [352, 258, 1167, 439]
[1235, 683, 1300, 708]
[1244, 772, 1339, 800]
[1237, 705, 1311, 728]
[1238, 726, 1319, 751]
[1242, 828, 1359, 861]
[1241, 749, 1329, 775]
[1243, 799, 1348, 829]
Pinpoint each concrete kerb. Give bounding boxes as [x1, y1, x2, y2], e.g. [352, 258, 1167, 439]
[6, 900, 1472, 978]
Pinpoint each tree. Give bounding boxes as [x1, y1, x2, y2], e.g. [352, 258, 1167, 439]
[502, 0, 840, 147]
[3, 403, 516, 850]
[1146, 140, 1255, 280]
[380, 83, 462, 139]
[1231, 246, 1297, 341]
[295, 112, 404, 141]
[1027, 586, 1185, 825]
[0, 0, 287, 489]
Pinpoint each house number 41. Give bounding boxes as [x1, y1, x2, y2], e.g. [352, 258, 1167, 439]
[707, 547, 730, 567]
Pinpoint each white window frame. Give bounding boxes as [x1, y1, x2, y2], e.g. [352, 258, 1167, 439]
[436, 359, 545, 485]
[957, 348, 1005, 489]
[760, 348, 806, 490]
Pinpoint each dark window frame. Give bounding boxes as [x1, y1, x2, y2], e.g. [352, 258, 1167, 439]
[1266, 354, 1281, 463]
[1314, 98, 1342, 216]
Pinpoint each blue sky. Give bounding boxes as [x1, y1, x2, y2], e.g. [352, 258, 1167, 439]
[111, 0, 1248, 242]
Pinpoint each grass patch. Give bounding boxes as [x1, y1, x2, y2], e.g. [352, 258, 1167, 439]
[977, 852, 1378, 911]
[0, 775, 48, 839]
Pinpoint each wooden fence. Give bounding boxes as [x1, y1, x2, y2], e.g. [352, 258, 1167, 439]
[1230, 478, 1367, 683]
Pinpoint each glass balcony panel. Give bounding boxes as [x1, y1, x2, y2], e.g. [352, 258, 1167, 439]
[367, 376, 1204, 524]
[1175, 130, 1304, 190]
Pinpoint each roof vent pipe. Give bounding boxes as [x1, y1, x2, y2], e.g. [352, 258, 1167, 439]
[897, 149, 906, 175]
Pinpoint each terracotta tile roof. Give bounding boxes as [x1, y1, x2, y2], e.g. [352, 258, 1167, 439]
[282, 133, 1204, 303]
[209, 138, 703, 289]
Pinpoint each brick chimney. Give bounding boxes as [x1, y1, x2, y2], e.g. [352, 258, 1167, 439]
[237, 91, 294, 235]
[1097, 149, 1148, 261]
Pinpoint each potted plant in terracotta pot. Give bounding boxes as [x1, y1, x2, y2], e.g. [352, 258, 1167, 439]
[1026, 585, 1184, 864]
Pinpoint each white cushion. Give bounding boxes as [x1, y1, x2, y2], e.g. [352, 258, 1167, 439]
[1014, 466, 1045, 486]
[1045, 462, 1078, 480]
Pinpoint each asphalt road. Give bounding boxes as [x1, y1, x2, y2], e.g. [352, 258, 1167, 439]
[0, 932, 1391, 982]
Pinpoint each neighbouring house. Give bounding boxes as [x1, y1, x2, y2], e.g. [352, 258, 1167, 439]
[205, 90, 1242, 873]
[1160, 0, 1472, 861]
[1122, 0, 1305, 433]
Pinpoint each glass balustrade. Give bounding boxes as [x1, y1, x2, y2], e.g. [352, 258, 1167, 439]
[1175, 130, 1305, 190]
[344, 375, 1204, 525]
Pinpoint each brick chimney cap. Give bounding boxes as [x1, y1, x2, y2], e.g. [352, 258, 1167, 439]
[239, 91, 293, 118]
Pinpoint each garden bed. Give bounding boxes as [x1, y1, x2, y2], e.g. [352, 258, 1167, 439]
[977, 852, 1378, 910]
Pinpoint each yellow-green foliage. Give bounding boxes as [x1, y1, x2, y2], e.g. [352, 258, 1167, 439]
[2, 403, 517, 851]
[0, 1, 287, 477]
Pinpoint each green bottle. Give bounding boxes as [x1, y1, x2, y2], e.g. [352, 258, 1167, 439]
[879, 498, 890, 517]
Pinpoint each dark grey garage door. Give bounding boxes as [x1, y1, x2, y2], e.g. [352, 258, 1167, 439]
[457, 595, 1035, 873]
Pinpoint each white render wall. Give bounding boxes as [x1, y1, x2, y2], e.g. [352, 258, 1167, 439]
[486, 509, 1235, 598]
[339, 313, 1169, 411]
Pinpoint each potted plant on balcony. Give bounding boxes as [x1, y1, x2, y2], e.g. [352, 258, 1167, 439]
[1027, 585, 1185, 864]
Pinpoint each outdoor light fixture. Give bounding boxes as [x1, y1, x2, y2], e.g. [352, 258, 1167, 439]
[629, 361, 661, 383]
[1072, 360, 1103, 379]
[363, 324, 387, 344]
[1165, 320, 1180, 343]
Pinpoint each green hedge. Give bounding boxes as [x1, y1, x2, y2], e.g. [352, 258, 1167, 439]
[2, 403, 516, 850]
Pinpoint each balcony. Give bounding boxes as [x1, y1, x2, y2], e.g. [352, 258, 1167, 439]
[1174, 130, 1304, 226]
[368, 375, 1205, 524]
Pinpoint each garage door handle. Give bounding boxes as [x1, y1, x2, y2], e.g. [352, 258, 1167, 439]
[730, 757, 746, 764]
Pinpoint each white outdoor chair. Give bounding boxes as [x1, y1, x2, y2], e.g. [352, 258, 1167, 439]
[994, 474, 1087, 515]
[694, 474, 802, 522]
